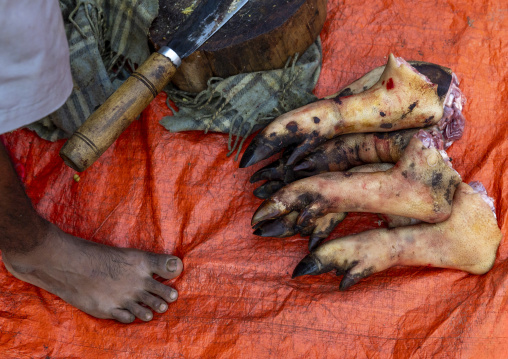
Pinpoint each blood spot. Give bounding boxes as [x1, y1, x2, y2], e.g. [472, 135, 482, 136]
[380, 111, 386, 117]
[386, 78, 394, 90]
[313, 117, 321, 124]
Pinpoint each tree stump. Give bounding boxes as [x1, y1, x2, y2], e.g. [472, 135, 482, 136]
[149, 0, 327, 92]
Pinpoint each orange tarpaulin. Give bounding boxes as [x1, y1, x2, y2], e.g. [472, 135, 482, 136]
[1, 0, 507, 357]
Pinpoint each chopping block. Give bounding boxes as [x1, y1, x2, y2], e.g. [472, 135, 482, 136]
[149, 0, 328, 93]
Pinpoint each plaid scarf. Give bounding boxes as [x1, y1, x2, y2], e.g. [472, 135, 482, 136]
[28, 0, 158, 140]
[161, 39, 322, 159]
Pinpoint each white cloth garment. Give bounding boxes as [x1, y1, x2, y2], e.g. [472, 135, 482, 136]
[0, 0, 73, 134]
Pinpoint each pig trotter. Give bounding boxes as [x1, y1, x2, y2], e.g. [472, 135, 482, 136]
[240, 54, 460, 168]
[253, 126, 447, 199]
[254, 164, 394, 246]
[292, 182, 502, 290]
[292, 253, 371, 290]
[251, 133, 461, 227]
[253, 210, 347, 249]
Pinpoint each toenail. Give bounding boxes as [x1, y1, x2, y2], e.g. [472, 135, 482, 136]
[146, 313, 153, 321]
[170, 290, 178, 300]
[159, 303, 167, 311]
[167, 258, 178, 272]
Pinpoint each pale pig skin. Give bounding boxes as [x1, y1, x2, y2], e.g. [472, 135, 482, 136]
[292, 182, 502, 291]
[240, 54, 447, 168]
[255, 163, 423, 250]
[254, 163, 394, 251]
[250, 127, 446, 200]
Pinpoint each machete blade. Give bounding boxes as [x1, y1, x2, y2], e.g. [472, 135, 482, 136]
[167, 0, 249, 60]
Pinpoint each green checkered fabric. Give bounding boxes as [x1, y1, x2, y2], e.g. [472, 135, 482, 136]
[28, 0, 158, 140]
[161, 39, 322, 159]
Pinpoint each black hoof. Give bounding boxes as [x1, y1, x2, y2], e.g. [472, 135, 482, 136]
[253, 219, 293, 238]
[292, 255, 321, 278]
[253, 181, 285, 199]
[239, 140, 274, 168]
[308, 235, 325, 252]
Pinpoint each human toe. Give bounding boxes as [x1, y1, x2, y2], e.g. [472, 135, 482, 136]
[150, 254, 183, 279]
[146, 277, 179, 304]
[110, 308, 136, 324]
[125, 302, 154, 322]
[138, 291, 169, 313]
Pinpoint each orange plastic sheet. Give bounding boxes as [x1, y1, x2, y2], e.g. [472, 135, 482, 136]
[1, 0, 508, 357]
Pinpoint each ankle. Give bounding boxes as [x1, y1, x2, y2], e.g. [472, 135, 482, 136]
[1, 215, 54, 260]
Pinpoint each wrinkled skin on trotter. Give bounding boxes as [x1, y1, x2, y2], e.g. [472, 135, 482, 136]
[240, 54, 465, 168]
[254, 163, 394, 251]
[293, 126, 445, 177]
[250, 126, 448, 199]
[292, 182, 502, 291]
[251, 133, 462, 229]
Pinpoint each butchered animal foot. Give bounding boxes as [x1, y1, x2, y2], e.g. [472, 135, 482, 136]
[240, 54, 456, 169]
[251, 133, 461, 228]
[291, 182, 502, 290]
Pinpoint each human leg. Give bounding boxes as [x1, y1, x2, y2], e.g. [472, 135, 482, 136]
[0, 143, 183, 323]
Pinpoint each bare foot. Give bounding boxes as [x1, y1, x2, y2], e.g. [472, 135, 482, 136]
[2, 222, 183, 323]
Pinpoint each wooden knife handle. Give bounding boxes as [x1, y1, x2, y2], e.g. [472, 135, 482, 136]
[60, 52, 177, 172]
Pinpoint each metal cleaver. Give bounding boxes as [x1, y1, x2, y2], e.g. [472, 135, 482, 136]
[60, 0, 249, 172]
